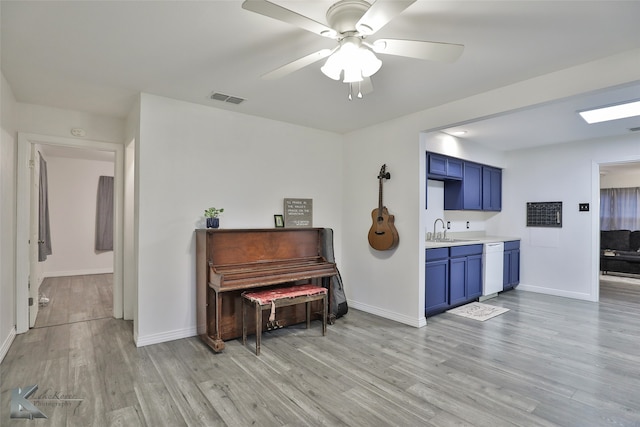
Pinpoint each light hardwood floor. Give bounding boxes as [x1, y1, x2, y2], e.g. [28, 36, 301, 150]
[2, 277, 640, 426]
[35, 274, 113, 328]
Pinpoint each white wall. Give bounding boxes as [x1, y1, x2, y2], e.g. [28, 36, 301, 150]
[17, 103, 124, 144]
[135, 93, 343, 346]
[1, 72, 18, 362]
[341, 48, 640, 327]
[497, 133, 640, 300]
[600, 166, 640, 188]
[40, 155, 115, 277]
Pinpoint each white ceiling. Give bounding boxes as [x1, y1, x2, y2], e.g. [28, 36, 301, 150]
[2, 1, 640, 151]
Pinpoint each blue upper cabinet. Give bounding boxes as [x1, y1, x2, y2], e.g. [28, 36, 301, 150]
[427, 153, 463, 180]
[444, 161, 483, 210]
[482, 166, 502, 211]
[428, 152, 502, 211]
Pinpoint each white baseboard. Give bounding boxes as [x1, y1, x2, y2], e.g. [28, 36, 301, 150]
[135, 326, 198, 347]
[0, 327, 16, 364]
[44, 268, 114, 278]
[515, 284, 595, 302]
[348, 300, 426, 328]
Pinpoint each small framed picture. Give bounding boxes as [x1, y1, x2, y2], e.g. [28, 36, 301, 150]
[274, 214, 284, 228]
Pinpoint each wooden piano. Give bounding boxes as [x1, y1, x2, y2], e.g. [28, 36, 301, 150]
[195, 228, 338, 352]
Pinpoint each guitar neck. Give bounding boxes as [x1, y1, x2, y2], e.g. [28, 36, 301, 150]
[378, 178, 383, 214]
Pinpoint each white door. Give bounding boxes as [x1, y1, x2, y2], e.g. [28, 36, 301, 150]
[28, 147, 40, 327]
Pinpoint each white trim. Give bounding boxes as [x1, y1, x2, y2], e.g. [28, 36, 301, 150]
[44, 268, 114, 278]
[0, 327, 16, 363]
[591, 161, 601, 303]
[515, 284, 595, 302]
[348, 300, 427, 328]
[135, 326, 198, 348]
[16, 133, 125, 333]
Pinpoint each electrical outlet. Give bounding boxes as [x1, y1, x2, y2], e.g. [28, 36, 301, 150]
[446, 221, 451, 229]
[579, 203, 590, 212]
[466, 221, 470, 229]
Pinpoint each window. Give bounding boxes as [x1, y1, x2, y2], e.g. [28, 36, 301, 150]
[600, 187, 640, 231]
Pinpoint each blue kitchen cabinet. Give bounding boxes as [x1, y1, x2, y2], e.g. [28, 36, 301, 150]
[425, 248, 450, 315]
[449, 256, 467, 306]
[427, 153, 463, 180]
[482, 166, 502, 211]
[503, 240, 520, 290]
[467, 254, 483, 298]
[444, 161, 483, 210]
[426, 245, 483, 316]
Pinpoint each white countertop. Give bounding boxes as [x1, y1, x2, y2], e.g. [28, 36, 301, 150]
[425, 234, 520, 248]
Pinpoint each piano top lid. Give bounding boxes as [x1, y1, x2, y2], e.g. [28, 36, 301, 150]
[200, 228, 331, 268]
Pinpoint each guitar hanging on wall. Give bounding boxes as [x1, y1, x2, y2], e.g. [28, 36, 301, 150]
[368, 164, 399, 251]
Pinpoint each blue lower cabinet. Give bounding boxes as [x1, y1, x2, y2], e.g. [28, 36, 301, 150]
[426, 245, 483, 317]
[449, 257, 467, 306]
[425, 258, 449, 315]
[503, 240, 520, 290]
[467, 254, 483, 298]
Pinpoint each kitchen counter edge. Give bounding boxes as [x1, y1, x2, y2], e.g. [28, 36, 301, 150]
[425, 236, 521, 249]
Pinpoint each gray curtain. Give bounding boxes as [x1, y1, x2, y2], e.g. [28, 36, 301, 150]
[600, 187, 640, 231]
[38, 154, 53, 262]
[95, 176, 114, 251]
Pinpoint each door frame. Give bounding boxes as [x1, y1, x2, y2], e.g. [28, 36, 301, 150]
[16, 133, 124, 333]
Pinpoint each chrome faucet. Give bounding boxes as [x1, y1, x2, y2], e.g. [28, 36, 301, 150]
[433, 218, 446, 240]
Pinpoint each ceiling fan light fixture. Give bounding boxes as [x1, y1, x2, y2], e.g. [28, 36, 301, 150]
[320, 39, 382, 83]
[359, 47, 382, 77]
[320, 51, 343, 80]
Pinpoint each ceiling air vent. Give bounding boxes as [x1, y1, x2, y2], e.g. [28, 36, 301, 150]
[210, 92, 245, 105]
[629, 126, 640, 132]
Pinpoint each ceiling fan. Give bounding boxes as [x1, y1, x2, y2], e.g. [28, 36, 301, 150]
[242, 0, 464, 99]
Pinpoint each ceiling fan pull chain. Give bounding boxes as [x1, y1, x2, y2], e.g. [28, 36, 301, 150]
[348, 83, 353, 101]
[357, 81, 363, 99]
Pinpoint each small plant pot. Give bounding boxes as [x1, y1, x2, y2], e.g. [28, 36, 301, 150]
[206, 218, 220, 229]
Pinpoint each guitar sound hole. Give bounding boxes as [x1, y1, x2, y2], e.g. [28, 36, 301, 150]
[375, 231, 385, 235]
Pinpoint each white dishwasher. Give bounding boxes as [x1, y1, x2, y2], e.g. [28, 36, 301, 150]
[481, 242, 504, 300]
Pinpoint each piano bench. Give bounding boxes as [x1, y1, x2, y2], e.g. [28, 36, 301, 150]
[241, 284, 328, 355]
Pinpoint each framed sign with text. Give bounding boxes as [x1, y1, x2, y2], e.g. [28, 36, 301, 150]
[283, 198, 313, 228]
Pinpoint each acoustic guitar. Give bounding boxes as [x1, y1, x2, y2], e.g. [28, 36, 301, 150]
[368, 164, 400, 251]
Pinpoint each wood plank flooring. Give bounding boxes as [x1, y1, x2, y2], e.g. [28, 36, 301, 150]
[2, 276, 640, 426]
[35, 274, 113, 328]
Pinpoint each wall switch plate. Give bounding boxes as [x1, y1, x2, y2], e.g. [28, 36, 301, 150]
[579, 203, 590, 212]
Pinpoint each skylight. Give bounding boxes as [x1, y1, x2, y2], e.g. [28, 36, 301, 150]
[578, 99, 640, 124]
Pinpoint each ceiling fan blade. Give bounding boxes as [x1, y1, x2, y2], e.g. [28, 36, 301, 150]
[262, 49, 333, 80]
[356, 0, 416, 35]
[372, 39, 464, 63]
[242, 0, 337, 38]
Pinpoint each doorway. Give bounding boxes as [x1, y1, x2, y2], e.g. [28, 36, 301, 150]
[32, 145, 115, 328]
[16, 133, 125, 333]
[596, 160, 640, 300]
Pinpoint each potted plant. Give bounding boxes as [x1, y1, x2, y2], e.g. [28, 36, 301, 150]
[204, 207, 224, 229]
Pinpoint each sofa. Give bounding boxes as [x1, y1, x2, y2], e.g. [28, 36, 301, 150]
[600, 230, 640, 275]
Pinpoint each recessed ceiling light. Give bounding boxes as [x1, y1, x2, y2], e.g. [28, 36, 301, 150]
[578, 99, 640, 124]
[443, 129, 467, 136]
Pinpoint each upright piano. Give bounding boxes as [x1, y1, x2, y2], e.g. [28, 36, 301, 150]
[195, 228, 338, 352]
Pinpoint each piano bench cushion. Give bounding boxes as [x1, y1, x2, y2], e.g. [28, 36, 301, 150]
[242, 284, 327, 305]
